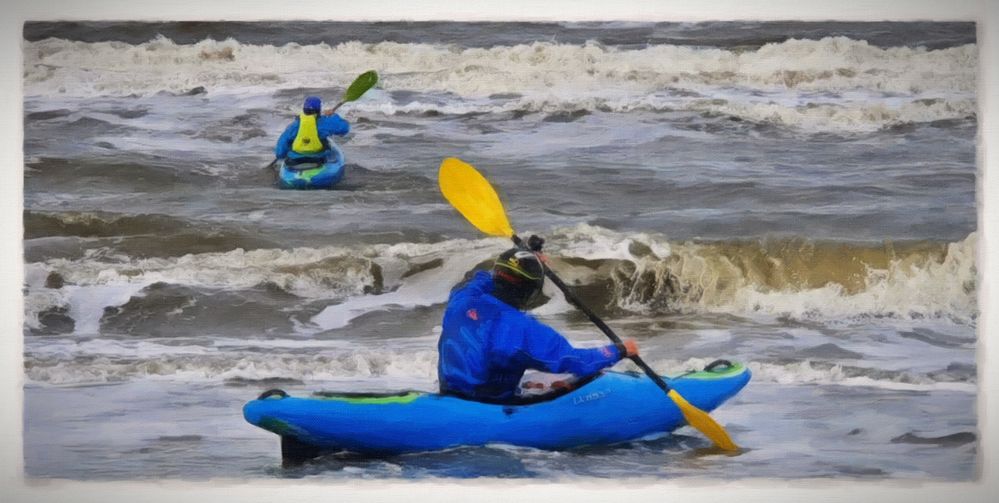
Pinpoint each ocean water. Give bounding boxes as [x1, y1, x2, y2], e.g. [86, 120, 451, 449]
[21, 21, 978, 480]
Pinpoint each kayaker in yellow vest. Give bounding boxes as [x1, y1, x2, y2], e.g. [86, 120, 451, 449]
[274, 96, 350, 164]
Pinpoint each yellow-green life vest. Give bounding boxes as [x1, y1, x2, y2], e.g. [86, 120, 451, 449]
[291, 113, 324, 154]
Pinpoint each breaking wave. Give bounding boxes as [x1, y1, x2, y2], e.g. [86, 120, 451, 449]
[23, 36, 976, 132]
[542, 225, 977, 324]
[23, 223, 977, 336]
[24, 36, 976, 96]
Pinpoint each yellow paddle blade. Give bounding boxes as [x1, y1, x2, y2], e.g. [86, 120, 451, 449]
[438, 157, 515, 238]
[668, 389, 739, 451]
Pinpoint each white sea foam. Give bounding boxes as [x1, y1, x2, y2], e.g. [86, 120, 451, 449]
[640, 357, 975, 393]
[307, 239, 502, 331]
[23, 341, 973, 392]
[23, 226, 977, 335]
[538, 224, 977, 324]
[23, 237, 507, 335]
[24, 345, 441, 386]
[744, 360, 975, 393]
[720, 234, 978, 323]
[23, 36, 976, 97]
[23, 36, 976, 132]
[552, 223, 671, 261]
[24, 247, 375, 335]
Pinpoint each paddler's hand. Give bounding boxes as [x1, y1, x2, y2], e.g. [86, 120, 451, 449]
[550, 379, 570, 390]
[527, 234, 545, 252]
[621, 339, 639, 358]
[322, 109, 335, 116]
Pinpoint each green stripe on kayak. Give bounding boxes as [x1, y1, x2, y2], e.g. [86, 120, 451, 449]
[296, 167, 324, 182]
[316, 392, 422, 405]
[679, 362, 746, 380]
[259, 417, 296, 436]
[304, 364, 744, 405]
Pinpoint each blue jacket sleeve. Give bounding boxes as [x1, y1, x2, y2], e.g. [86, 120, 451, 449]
[318, 114, 350, 137]
[493, 311, 622, 376]
[274, 120, 298, 159]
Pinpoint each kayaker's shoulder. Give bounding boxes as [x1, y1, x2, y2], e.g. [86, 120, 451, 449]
[318, 114, 349, 127]
[478, 294, 530, 327]
[453, 271, 493, 296]
[451, 291, 510, 322]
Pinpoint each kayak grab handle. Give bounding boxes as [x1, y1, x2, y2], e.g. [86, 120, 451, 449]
[704, 360, 733, 373]
[258, 389, 289, 400]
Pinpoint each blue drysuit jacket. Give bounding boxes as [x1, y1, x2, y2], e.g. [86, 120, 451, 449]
[273, 114, 350, 159]
[438, 271, 623, 403]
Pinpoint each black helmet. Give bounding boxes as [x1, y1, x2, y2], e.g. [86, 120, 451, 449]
[492, 248, 545, 309]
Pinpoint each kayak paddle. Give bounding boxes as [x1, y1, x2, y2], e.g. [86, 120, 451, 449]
[328, 70, 379, 114]
[437, 157, 739, 452]
[263, 70, 379, 170]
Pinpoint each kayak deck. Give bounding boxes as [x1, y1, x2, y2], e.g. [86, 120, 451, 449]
[278, 144, 345, 189]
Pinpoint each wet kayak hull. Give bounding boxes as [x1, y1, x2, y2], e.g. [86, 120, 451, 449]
[243, 360, 750, 460]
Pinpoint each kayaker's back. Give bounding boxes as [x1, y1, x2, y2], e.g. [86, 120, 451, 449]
[437, 271, 509, 399]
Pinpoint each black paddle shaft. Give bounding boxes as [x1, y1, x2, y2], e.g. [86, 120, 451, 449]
[511, 235, 675, 396]
[327, 100, 346, 114]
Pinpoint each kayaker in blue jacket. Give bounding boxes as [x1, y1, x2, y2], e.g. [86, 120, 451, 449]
[274, 96, 350, 164]
[438, 240, 639, 403]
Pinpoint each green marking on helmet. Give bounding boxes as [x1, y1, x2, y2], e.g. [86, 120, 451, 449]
[317, 392, 422, 405]
[495, 261, 542, 280]
[494, 250, 544, 280]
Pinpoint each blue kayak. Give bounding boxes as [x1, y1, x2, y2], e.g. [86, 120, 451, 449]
[278, 144, 346, 190]
[243, 360, 750, 461]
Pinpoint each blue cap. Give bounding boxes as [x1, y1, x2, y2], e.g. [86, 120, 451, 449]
[303, 96, 322, 114]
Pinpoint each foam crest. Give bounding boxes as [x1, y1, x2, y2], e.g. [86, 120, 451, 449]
[30, 246, 376, 297]
[23, 225, 977, 335]
[25, 312, 974, 388]
[307, 239, 504, 331]
[722, 234, 978, 323]
[550, 223, 671, 261]
[25, 347, 974, 391]
[643, 357, 974, 392]
[23, 237, 506, 335]
[354, 93, 976, 133]
[685, 97, 977, 132]
[23, 36, 976, 132]
[25, 347, 440, 385]
[25, 36, 975, 98]
[542, 225, 977, 323]
[745, 360, 974, 392]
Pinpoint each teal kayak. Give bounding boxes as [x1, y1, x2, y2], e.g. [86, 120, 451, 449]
[243, 359, 750, 462]
[278, 144, 345, 189]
